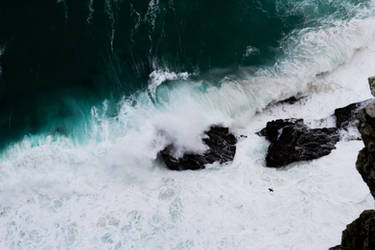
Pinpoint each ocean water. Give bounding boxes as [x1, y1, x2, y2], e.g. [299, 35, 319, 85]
[1, 0, 375, 249]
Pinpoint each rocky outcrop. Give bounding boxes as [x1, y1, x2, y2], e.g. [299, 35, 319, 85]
[334, 100, 372, 129]
[258, 119, 339, 168]
[259, 91, 373, 168]
[332, 77, 375, 250]
[159, 126, 237, 170]
[333, 210, 375, 250]
[356, 86, 375, 197]
[369, 77, 375, 97]
[342, 210, 375, 250]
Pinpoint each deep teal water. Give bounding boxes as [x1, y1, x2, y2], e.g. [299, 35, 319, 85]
[0, 0, 369, 150]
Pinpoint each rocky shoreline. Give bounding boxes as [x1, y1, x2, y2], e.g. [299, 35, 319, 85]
[158, 78, 375, 171]
[157, 78, 375, 248]
[259, 79, 375, 249]
[330, 77, 375, 250]
[258, 98, 373, 168]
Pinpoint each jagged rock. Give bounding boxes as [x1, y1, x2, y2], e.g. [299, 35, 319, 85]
[258, 118, 303, 142]
[159, 126, 237, 171]
[334, 100, 372, 129]
[357, 101, 375, 148]
[259, 119, 339, 168]
[338, 210, 375, 250]
[357, 147, 375, 199]
[332, 77, 375, 250]
[356, 100, 375, 198]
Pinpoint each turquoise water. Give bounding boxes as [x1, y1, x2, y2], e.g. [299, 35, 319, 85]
[1, 1, 375, 249]
[0, 0, 371, 149]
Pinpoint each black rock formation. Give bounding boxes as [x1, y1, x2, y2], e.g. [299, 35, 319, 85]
[334, 100, 372, 129]
[356, 101, 375, 198]
[259, 119, 339, 168]
[337, 210, 375, 250]
[332, 77, 375, 250]
[159, 126, 237, 171]
[259, 92, 373, 168]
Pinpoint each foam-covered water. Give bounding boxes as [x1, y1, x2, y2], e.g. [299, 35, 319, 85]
[1, 2, 375, 250]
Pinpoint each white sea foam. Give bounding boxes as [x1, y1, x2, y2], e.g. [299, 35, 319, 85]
[148, 70, 190, 99]
[1, 4, 375, 250]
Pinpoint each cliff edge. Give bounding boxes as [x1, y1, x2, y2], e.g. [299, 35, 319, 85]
[331, 78, 375, 250]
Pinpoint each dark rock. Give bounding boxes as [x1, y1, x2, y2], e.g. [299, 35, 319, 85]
[328, 245, 342, 250]
[329, 245, 342, 250]
[334, 100, 372, 129]
[356, 101, 375, 199]
[369, 76, 375, 97]
[159, 126, 237, 171]
[259, 119, 339, 168]
[277, 96, 304, 105]
[357, 102, 375, 149]
[332, 77, 375, 250]
[258, 118, 304, 142]
[263, 96, 306, 111]
[339, 210, 375, 250]
[356, 148, 375, 199]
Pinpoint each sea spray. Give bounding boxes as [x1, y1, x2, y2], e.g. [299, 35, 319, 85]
[1, 1, 375, 249]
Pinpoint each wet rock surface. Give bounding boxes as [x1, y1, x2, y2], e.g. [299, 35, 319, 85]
[356, 100, 375, 199]
[334, 99, 372, 129]
[333, 77, 375, 250]
[259, 82, 373, 168]
[159, 126, 237, 171]
[259, 119, 339, 168]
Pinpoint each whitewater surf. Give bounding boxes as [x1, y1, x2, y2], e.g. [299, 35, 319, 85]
[1, 0, 375, 249]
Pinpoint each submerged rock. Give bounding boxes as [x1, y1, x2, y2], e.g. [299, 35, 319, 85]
[259, 119, 339, 168]
[159, 126, 237, 171]
[276, 96, 306, 105]
[263, 95, 306, 111]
